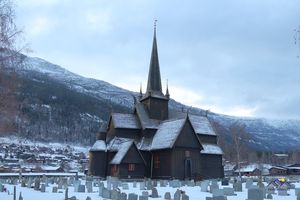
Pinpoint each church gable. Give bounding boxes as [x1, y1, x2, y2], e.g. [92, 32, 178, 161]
[174, 117, 202, 149]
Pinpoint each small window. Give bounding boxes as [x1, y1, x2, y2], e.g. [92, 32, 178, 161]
[112, 165, 118, 172]
[185, 150, 191, 157]
[128, 164, 135, 171]
[154, 156, 160, 169]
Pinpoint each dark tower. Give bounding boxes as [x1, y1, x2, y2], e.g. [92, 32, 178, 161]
[140, 21, 169, 120]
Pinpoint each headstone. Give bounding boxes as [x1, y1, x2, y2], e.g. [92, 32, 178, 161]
[223, 187, 235, 196]
[122, 183, 129, 190]
[151, 187, 159, 198]
[209, 181, 219, 193]
[245, 179, 253, 189]
[78, 184, 85, 193]
[233, 181, 242, 192]
[13, 186, 16, 200]
[121, 192, 127, 200]
[212, 189, 224, 197]
[257, 179, 265, 189]
[21, 179, 26, 187]
[65, 188, 68, 200]
[277, 188, 289, 196]
[86, 181, 93, 193]
[160, 180, 166, 187]
[187, 180, 195, 187]
[34, 178, 40, 191]
[153, 180, 157, 187]
[297, 191, 300, 200]
[18, 192, 23, 200]
[201, 181, 209, 192]
[74, 180, 80, 192]
[52, 186, 58, 193]
[40, 184, 46, 193]
[182, 193, 189, 200]
[86, 196, 91, 200]
[146, 180, 152, 190]
[174, 189, 181, 200]
[295, 188, 300, 196]
[111, 189, 121, 200]
[266, 193, 273, 199]
[69, 196, 76, 200]
[139, 182, 145, 190]
[164, 192, 171, 200]
[128, 193, 138, 200]
[133, 181, 137, 188]
[142, 191, 149, 197]
[102, 188, 111, 199]
[99, 182, 104, 196]
[139, 195, 148, 200]
[248, 188, 264, 200]
[221, 179, 229, 186]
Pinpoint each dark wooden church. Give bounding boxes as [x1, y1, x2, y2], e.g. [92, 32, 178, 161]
[89, 26, 224, 180]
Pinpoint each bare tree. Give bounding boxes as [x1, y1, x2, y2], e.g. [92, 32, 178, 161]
[0, 0, 26, 134]
[229, 121, 249, 177]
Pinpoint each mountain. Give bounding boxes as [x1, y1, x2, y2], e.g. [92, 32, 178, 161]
[3, 54, 300, 151]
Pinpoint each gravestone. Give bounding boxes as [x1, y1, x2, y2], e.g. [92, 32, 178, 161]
[187, 180, 195, 187]
[40, 184, 46, 193]
[102, 188, 111, 199]
[74, 180, 80, 192]
[111, 189, 121, 200]
[99, 183, 104, 196]
[86, 196, 91, 200]
[21, 179, 26, 187]
[278, 188, 289, 196]
[151, 187, 159, 198]
[34, 178, 40, 191]
[182, 193, 189, 200]
[209, 181, 219, 193]
[164, 192, 171, 200]
[139, 182, 145, 190]
[18, 192, 23, 200]
[233, 181, 242, 192]
[86, 181, 93, 193]
[65, 188, 68, 200]
[142, 191, 149, 197]
[295, 188, 300, 196]
[266, 193, 273, 199]
[146, 180, 152, 190]
[139, 195, 148, 200]
[245, 179, 253, 189]
[128, 193, 138, 200]
[122, 183, 129, 190]
[223, 187, 235, 196]
[201, 181, 209, 192]
[221, 179, 229, 186]
[133, 181, 137, 188]
[160, 180, 166, 187]
[52, 186, 58, 193]
[78, 184, 85, 193]
[174, 189, 181, 200]
[212, 189, 224, 197]
[121, 192, 127, 200]
[248, 188, 264, 200]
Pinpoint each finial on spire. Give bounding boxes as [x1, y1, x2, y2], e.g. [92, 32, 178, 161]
[165, 79, 170, 99]
[154, 18, 157, 31]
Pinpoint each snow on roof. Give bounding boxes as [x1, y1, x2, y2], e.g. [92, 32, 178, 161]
[235, 164, 260, 173]
[107, 137, 133, 152]
[112, 113, 141, 129]
[136, 137, 153, 151]
[151, 119, 185, 150]
[224, 163, 236, 171]
[110, 140, 134, 164]
[40, 165, 61, 171]
[189, 115, 216, 136]
[200, 143, 223, 155]
[135, 103, 160, 129]
[90, 140, 106, 151]
[270, 166, 287, 170]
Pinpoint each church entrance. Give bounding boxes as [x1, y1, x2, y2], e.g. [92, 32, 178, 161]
[184, 159, 192, 179]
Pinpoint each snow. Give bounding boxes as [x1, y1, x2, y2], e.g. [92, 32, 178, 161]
[189, 115, 216, 136]
[151, 119, 185, 150]
[110, 140, 133, 164]
[0, 178, 300, 200]
[111, 113, 141, 129]
[200, 143, 223, 155]
[90, 140, 106, 152]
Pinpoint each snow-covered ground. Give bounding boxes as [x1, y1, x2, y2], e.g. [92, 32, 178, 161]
[0, 178, 300, 200]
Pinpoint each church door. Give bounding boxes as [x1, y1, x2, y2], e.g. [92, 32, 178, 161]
[184, 159, 192, 179]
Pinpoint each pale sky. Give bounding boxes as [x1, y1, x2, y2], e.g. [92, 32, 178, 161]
[15, 0, 300, 119]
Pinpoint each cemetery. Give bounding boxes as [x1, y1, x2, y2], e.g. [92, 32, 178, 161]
[0, 174, 300, 200]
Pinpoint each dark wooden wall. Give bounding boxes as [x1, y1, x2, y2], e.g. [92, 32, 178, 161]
[141, 97, 168, 120]
[152, 150, 172, 179]
[88, 151, 107, 177]
[200, 154, 224, 179]
[198, 135, 217, 144]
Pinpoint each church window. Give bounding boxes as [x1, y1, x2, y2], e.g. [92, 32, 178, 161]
[112, 165, 118, 172]
[154, 156, 160, 169]
[185, 150, 191, 157]
[128, 164, 135, 171]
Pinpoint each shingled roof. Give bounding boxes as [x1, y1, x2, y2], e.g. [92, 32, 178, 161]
[90, 140, 106, 152]
[200, 143, 223, 155]
[111, 113, 141, 129]
[110, 140, 134, 164]
[189, 114, 216, 136]
[135, 103, 160, 130]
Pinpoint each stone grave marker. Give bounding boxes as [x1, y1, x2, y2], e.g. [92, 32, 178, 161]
[212, 189, 224, 197]
[102, 188, 111, 199]
[266, 193, 273, 199]
[278, 188, 289, 196]
[174, 189, 181, 200]
[111, 189, 121, 200]
[248, 188, 264, 200]
[122, 183, 129, 190]
[34, 178, 40, 191]
[86, 181, 93, 193]
[245, 179, 253, 189]
[151, 187, 159, 198]
[201, 181, 209, 192]
[221, 178, 229, 186]
[164, 192, 171, 200]
[209, 181, 219, 193]
[121, 192, 127, 200]
[233, 181, 242, 192]
[128, 193, 138, 200]
[78, 184, 85, 193]
[40, 184, 46, 193]
[52, 186, 58, 193]
[139, 182, 145, 190]
[223, 187, 235, 196]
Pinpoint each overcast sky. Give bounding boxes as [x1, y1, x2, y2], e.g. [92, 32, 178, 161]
[15, 0, 300, 119]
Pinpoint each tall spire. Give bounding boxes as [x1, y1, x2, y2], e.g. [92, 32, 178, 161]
[165, 79, 170, 99]
[145, 19, 163, 96]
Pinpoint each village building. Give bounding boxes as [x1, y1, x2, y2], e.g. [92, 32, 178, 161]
[89, 25, 224, 180]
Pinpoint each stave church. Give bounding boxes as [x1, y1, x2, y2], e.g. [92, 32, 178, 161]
[88, 25, 224, 180]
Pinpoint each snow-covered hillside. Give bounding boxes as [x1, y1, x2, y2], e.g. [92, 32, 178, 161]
[6, 54, 300, 151]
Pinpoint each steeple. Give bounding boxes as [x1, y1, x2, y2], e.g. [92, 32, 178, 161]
[141, 19, 166, 100]
[165, 79, 170, 99]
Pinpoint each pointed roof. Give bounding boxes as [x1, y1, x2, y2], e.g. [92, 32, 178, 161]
[141, 21, 167, 101]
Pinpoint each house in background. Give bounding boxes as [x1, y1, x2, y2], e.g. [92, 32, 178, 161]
[89, 25, 224, 180]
